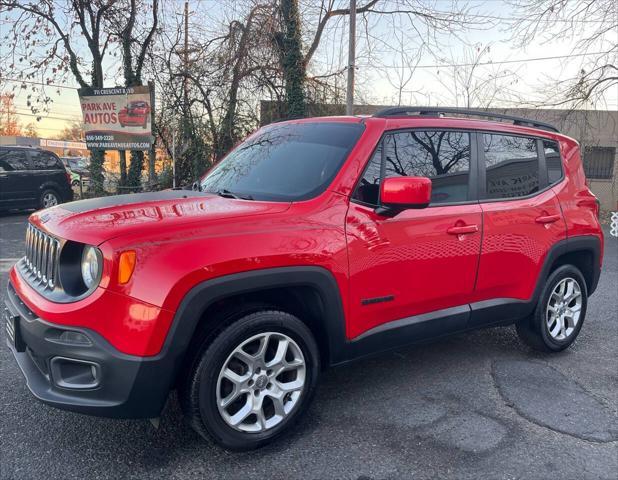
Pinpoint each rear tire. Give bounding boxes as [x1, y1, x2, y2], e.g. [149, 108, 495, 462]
[516, 264, 587, 352]
[179, 309, 320, 450]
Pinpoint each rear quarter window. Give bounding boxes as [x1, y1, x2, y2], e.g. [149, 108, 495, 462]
[543, 139, 563, 185]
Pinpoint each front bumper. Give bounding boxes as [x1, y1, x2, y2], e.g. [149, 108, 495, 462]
[4, 281, 174, 418]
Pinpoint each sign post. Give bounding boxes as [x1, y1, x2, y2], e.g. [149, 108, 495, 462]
[148, 80, 157, 186]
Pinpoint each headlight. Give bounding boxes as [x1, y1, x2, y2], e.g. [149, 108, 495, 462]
[81, 246, 101, 289]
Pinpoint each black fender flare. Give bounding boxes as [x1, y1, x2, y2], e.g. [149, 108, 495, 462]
[160, 266, 348, 379]
[38, 181, 62, 194]
[534, 234, 602, 298]
[38, 180, 70, 202]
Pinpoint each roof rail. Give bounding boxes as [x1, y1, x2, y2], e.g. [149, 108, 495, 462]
[372, 106, 559, 133]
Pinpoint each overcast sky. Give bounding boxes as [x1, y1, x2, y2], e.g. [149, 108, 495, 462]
[2, 0, 616, 138]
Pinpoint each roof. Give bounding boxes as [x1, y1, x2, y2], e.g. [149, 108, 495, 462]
[372, 106, 559, 132]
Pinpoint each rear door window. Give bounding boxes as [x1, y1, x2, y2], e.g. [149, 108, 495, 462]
[0, 149, 29, 171]
[482, 134, 539, 199]
[30, 151, 63, 170]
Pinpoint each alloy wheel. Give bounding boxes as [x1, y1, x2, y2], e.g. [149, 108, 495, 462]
[546, 277, 582, 341]
[42, 192, 59, 208]
[216, 332, 306, 433]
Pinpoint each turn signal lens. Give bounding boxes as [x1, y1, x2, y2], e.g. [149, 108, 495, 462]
[118, 250, 137, 284]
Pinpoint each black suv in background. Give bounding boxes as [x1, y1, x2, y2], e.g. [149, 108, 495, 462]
[0, 146, 73, 212]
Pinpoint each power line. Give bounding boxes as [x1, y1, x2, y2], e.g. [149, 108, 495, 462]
[357, 51, 609, 70]
[14, 107, 82, 119]
[14, 98, 82, 108]
[404, 11, 608, 24]
[1, 78, 79, 90]
[10, 111, 83, 122]
[4, 51, 609, 86]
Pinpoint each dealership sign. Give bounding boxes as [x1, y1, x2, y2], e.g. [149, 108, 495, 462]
[78, 86, 153, 150]
[40, 139, 87, 150]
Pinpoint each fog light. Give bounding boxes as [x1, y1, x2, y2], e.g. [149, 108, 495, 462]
[50, 357, 100, 390]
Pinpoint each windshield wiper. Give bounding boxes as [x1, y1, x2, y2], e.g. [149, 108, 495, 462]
[215, 189, 254, 200]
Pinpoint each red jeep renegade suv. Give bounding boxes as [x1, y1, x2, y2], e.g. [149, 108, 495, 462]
[4, 107, 603, 450]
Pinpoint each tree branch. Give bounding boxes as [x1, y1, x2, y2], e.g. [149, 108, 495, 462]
[304, 0, 380, 66]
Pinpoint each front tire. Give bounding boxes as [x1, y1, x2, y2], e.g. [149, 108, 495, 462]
[180, 310, 320, 450]
[516, 265, 587, 352]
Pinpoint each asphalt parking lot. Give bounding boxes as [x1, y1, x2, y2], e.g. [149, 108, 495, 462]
[1, 211, 616, 480]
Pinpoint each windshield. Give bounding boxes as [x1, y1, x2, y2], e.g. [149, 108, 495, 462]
[200, 122, 365, 201]
[68, 158, 88, 169]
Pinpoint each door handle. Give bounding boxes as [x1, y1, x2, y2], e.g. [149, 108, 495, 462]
[535, 214, 561, 224]
[447, 224, 478, 235]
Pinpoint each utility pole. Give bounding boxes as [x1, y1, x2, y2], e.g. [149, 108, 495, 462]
[346, 0, 356, 115]
[183, 0, 189, 133]
[172, 127, 176, 189]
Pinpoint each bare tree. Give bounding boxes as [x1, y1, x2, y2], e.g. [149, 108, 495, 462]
[296, 0, 484, 110]
[509, 0, 617, 108]
[149, 0, 281, 186]
[435, 44, 522, 108]
[148, 0, 488, 185]
[378, 18, 424, 106]
[1, 0, 117, 193]
[0, 0, 161, 192]
[55, 120, 85, 141]
[22, 122, 39, 138]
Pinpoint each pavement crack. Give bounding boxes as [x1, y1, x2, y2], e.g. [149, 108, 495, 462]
[491, 359, 618, 443]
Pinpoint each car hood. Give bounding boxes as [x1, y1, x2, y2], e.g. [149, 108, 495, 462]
[30, 190, 290, 245]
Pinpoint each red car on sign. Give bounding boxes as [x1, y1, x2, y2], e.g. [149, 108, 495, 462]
[118, 100, 150, 128]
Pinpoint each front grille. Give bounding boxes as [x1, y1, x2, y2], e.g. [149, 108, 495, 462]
[23, 224, 61, 290]
[5, 314, 15, 343]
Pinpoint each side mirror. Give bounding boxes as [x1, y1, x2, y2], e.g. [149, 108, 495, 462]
[376, 176, 432, 217]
